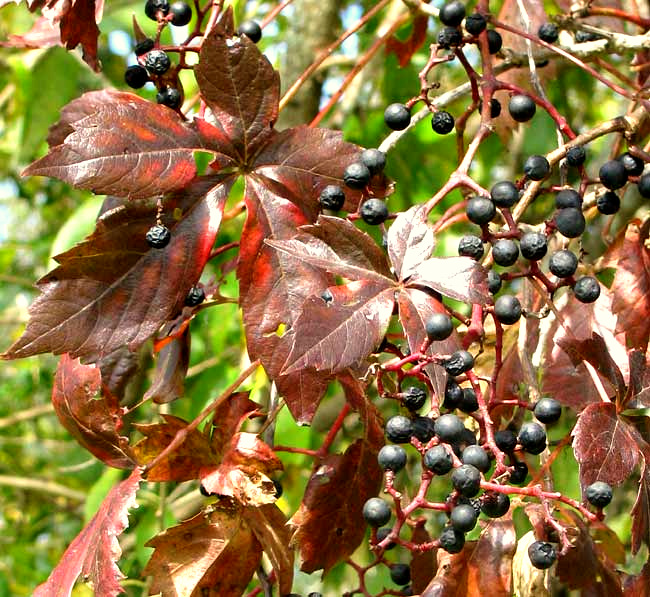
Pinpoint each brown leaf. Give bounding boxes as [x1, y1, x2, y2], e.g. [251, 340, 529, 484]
[52, 354, 135, 468]
[624, 559, 650, 596]
[386, 13, 429, 67]
[623, 351, 650, 411]
[3, 176, 233, 362]
[388, 204, 435, 282]
[209, 391, 260, 459]
[133, 414, 216, 481]
[97, 347, 141, 401]
[632, 456, 650, 554]
[55, 0, 101, 71]
[410, 522, 436, 593]
[144, 327, 190, 404]
[34, 468, 141, 597]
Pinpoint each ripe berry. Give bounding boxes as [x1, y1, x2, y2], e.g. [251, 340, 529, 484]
[424, 445, 453, 474]
[360, 148, 386, 175]
[439, 526, 465, 553]
[385, 415, 414, 444]
[462, 445, 490, 472]
[555, 189, 582, 209]
[452, 464, 482, 497]
[458, 235, 484, 260]
[465, 13, 486, 35]
[363, 498, 391, 527]
[573, 276, 600, 303]
[638, 173, 650, 198]
[538, 22, 559, 43]
[481, 492, 510, 518]
[438, 26, 463, 49]
[412, 416, 436, 442]
[402, 386, 427, 412]
[458, 387, 478, 413]
[486, 29, 502, 54]
[618, 152, 644, 177]
[376, 527, 396, 550]
[585, 481, 613, 508]
[144, 50, 171, 75]
[488, 270, 502, 294]
[492, 239, 519, 267]
[425, 312, 453, 341]
[533, 397, 562, 424]
[360, 198, 389, 225]
[510, 461, 528, 485]
[528, 541, 557, 570]
[599, 160, 627, 190]
[566, 146, 587, 167]
[491, 181, 519, 208]
[518, 422, 547, 454]
[434, 413, 465, 443]
[549, 249, 578, 278]
[145, 0, 169, 21]
[124, 65, 149, 89]
[495, 429, 517, 453]
[169, 1, 192, 26]
[156, 87, 182, 109]
[479, 98, 501, 118]
[494, 295, 522, 325]
[444, 350, 474, 376]
[576, 30, 602, 43]
[134, 38, 155, 55]
[450, 504, 478, 532]
[432, 110, 455, 135]
[508, 95, 536, 122]
[520, 232, 547, 261]
[378, 445, 408, 472]
[238, 20, 262, 43]
[384, 103, 411, 130]
[343, 162, 371, 190]
[146, 224, 171, 248]
[444, 379, 462, 410]
[466, 196, 496, 225]
[439, 1, 466, 27]
[185, 286, 205, 307]
[597, 191, 620, 215]
[319, 185, 345, 211]
[390, 563, 411, 586]
[555, 207, 586, 238]
[524, 155, 550, 181]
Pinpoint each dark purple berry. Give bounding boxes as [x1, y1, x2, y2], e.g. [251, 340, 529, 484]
[554, 207, 585, 238]
[452, 464, 482, 497]
[360, 198, 389, 225]
[597, 191, 620, 215]
[402, 386, 427, 412]
[344, 162, 371, 190]
[378, 445, 408, 472]
[145, 0, 169, 21]
[508, 95, 536, 122]
[390, 563, 411, 586]
[510, 461, 528, 484]
[146, 224, 171, 248]
[439, 526, 465, 553]
[319, 185, 346, 211]
[585, 481, 613, 508]
[424, 445, 453, 474]
[426, 312, 453, 341]
[444, 350, 474, 376]
[384, 103, 411, 130]
[486, 29, 502, 54]
[438, 26, 463, 49]
[520, 232, 547, 261]
[573, 276, 600, 303]
[124, 65, 149, 89]
[495, 429, 517, 453]
[555, 189, 582, 209]
[618, 152, 644, 177]
[363, 498, 391, 527]
[638, 173, 650, 197]
[465, 13, 486, 35]
[466, 196, 496, 225]
[599, 159, 627, 190]
[524, 155, 550, 181]
[169, 1, 192, 26]
[144, 50, 171, 75]
[458, 387, 478, 413]
[439, 1, 466, 27]
[533, 397, 562, 424]
[490, 181, 519, 208]
[432, 110, 455, 135]
[450, 504, 477, 532]
[238, 20, 262, 43]
[185, 286, 205, 306]
[434, 413, 465, 443]
[360, 148, 386, 175]
[385, 415, 414, 444]
[518, 422, 546, 455]
[492, 239, 519, 267]
[538, 23, 559, 43]
[458, 235, 484, 260]
[481, 492, 510, 518]
[566, 146, 586, 167]
[134, 38, 155, 55]
[494, 295, 522, 325]
[549, 250, 578, 278]
[461, 445, 490, 472]
[488, 270, 502, 294]
[156, 87, 182, 109]
[528, 541, 556, 569]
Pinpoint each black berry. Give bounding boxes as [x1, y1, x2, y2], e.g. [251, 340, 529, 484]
[555, 188, 582, 209]
[538, 22, 559, 43]
[452, 464, 482, 497]
[376, 528, 396, 550]
[490, 180, 519, 208]
[360, 148, 386, 175]
[466, 196, 496, 225]
[492, 239, 519, 267]
[238, 20, 262, 43]
[412, 416, 436, 443]
[438, 26, 463, 49]
[425, 312, 453, 341]
[384, 103, 411, 130]
[465, 12, 486, 35]
[146, 224, 171, 248]
[520, 232, 547, 261]
[599, 160, 627, 190]
[390, 563, 411, 586]
[385, 415, 414, 444]
[432, 110, 455, 135]
[169, 1, 192, 26]
[319, 185, 346, 211]
[424, 445, 453, 474]
[638, 173, 650, 197]
[343, 162, 371, 190]
[461, 445, 490, 472]
[145, 0, 169, 21]
[585, 481, 613, 508]
[479, 98, 501, 118]
[554, 207, 586, 238]
[518, 422, 547, 455]
[144, 50, 171, 75]
[434, 413, 465, 443]
[124, 65, 149, 89]
[486, 29, 502, 54]
[576, 30, 602, 43]
[272, 479, 283, 498]
[597, 191, 620, 215]
[134, 38, 155, 55]
[495, 429, 517, 453]
[573, 276, 600, 303]
[439, 526, 465, 553]
[450, 504, 478, 532]
[508, 94, 536, 122]
[524, 155, 550, 181]
[494, 295, 522, 325]
[458, 387, 478, 413]
[566, 146, 587, 167]
[378, 445, 408, 472]
[618, 152, 644, 177]
[402, 386, 427, 412]
[363, 498, 391, 527]
[533, 397, 562, 424]
[481, 492, 510, 518]
[488, 270, 502, 294]
[156, 87, 182, 109]
[185, 286, 205, 307]
[439, 1, 466, 27]
[458, 235, 484, 260]
[510, 461, 528, 485]
[444, 379, 463, 410]
[528, 541, 556, 569]
[444, 350, 474, 376]
[360, 198, 389, 225]
[549, 249, 578, 278]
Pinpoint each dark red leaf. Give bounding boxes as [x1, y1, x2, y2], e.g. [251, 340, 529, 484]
[410, 522, 436, 594]
[632, 456, 650, 554]
[97, 347, 141, 401]
[0, 16, 61, 49]
[3, 176, 232, 362]
[34, 468, 141, 597]
[387, 205, 436, 282]
[623, 350, 650, 410]
[572, 402, 639, 492]
[209, 391, 260, 459]
[24, 90, 236, 199]
[52, 354, 135, 468]
[55, 0, 101, 71]
[195, 19, 279, 164]
[274, 368, 332, 425]
[386, 13, 429, 67]
[624, 559, 650, 596]
[144, 327, 190, 404]
[282, 280, 395, 374]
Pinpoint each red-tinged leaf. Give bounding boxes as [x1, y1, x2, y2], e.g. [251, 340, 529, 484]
[397, 287, 460, 400]
[609, 219, 650, 351]
[195, 19, 279, 164]
[623, 350, 650, 411]
[624, 560, 650, 596]
[408, 256, 490, 305]
[34, 468, 141, 597]
[632, 457, 650, 554]
[133, 414, 216, 481]
[97, 347, 141, 401]
[3, 176, 232, 362]
[387, 205, 435, 282]
[282, 280, 395, 375]
[0, 16, 61, 48]
[274, 368, 332, 425]
[52, 354, 135, 468]
[144, 327, 190, 404]
[209, 391, 260, 459]
[144, 500, 262, 597]
[54, 0, 101, 71]
[386, 13, 429, 67]
[340, 372, 385, 447]
[572, 402, 639, 492]
[245, 504, 294, 595]
[253, 126, 392, 211]
[24, 90, 236, 199]
[410, 522, 436, 594]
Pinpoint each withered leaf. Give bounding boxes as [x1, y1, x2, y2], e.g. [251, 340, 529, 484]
[144, 327, 191, 404]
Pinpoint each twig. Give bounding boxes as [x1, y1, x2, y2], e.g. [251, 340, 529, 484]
[0, 474, 86, 502]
